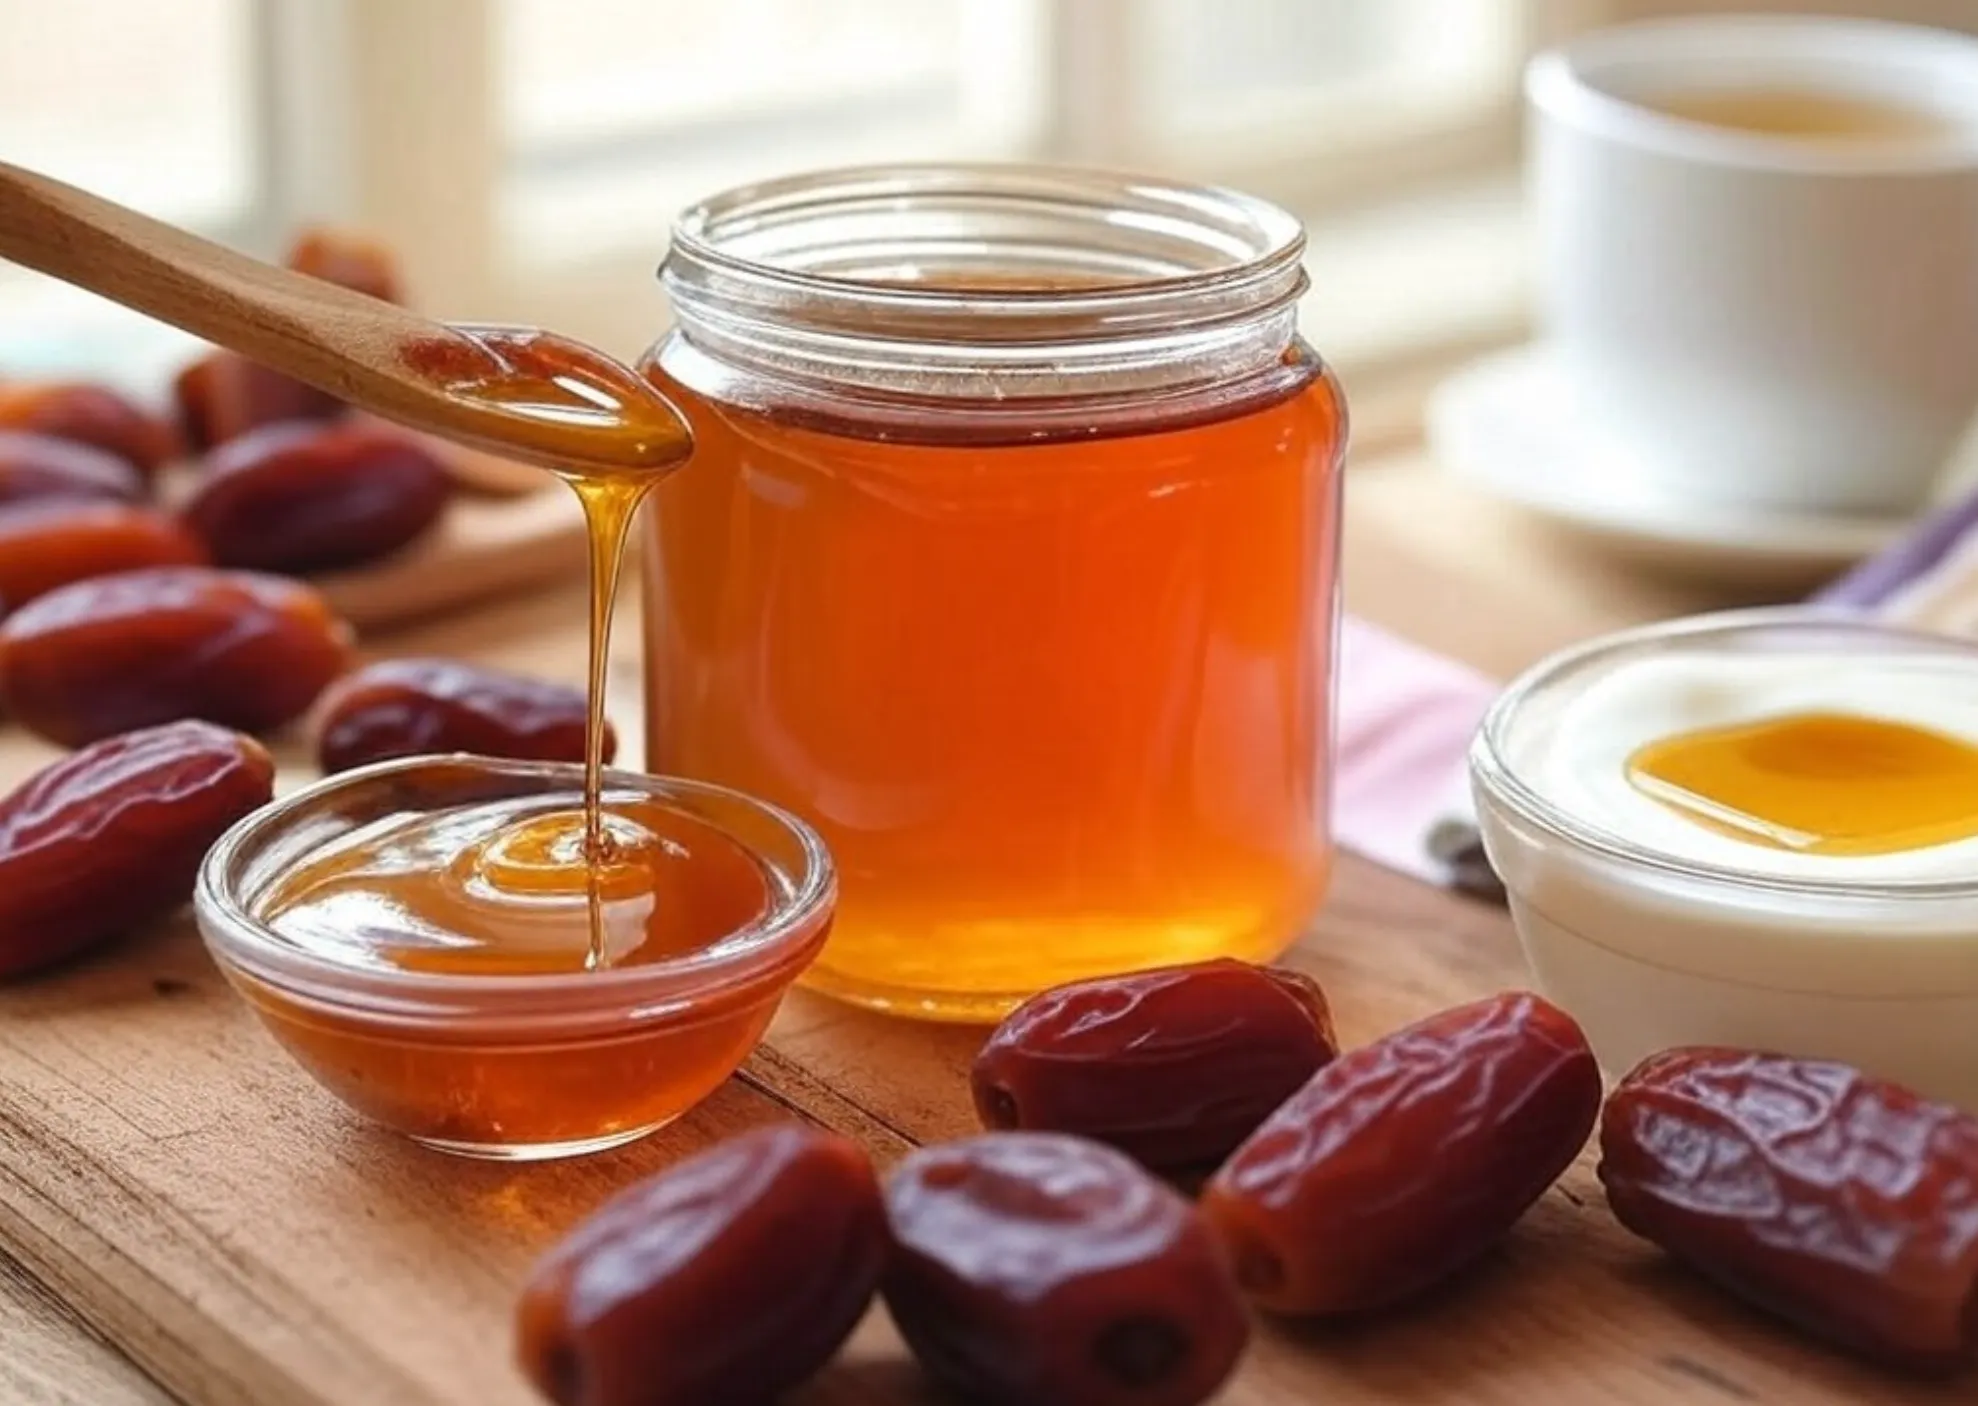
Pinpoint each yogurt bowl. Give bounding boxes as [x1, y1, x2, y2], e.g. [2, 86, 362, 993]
[1469, 609, 1978, 1110]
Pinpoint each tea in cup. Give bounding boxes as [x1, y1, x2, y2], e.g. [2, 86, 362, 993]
[1528, 17, 1978, 516]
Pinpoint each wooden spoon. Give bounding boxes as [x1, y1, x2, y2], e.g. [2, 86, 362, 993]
[0, 161, 691, 475]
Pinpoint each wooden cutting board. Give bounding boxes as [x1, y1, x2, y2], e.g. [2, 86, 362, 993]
[0, 584, 1966, 1406]
[0, 489, 1968, 1406]
[1, 858, 1963, 1406]
[314, 482, 587, 633]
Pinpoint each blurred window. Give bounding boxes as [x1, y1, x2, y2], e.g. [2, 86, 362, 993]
[0, 0, 258, 231]
[496, 0, 1035, 260]
[0, 0, 259, 331]
[494, 0, 1530, 259]
[1143, 0, 1526, 155]
[0, 0, 1561, 377]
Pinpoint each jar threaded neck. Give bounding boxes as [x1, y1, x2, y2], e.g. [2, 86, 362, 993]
[658, 163, 1311, 432]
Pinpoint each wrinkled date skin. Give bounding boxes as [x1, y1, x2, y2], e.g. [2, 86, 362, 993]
[0, 720, 274, 977]
[1202, 990, 1601, 1317]
[0, 567, 352, 746]
[0, 382, 178, 475]
[973, 959, 1340, 1172]
[314, 657, 610, 775]
[0, 502, 208, 611]
[883, 1132, 1249, 1406]
[0, 430, 145, 506]
[182, 421, 451, 573]
[516, 1124, 887, 1406]
[1601, 1048, 1978, 1373]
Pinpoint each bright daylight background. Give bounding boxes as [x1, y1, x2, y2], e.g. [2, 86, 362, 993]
[2, 0, 1974, 428]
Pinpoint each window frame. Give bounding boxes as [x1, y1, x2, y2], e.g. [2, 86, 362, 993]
[298, 1, 1591, 321]
[2, 0, 1628, 386]
[1044, 0, 1542, 212]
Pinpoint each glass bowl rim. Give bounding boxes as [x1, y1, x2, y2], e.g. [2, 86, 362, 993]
[194, 754, 837, 1016]
[1468, 605, 1978, 901]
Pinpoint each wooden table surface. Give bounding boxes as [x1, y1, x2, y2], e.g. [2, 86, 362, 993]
[1, 452, 1957, 1405]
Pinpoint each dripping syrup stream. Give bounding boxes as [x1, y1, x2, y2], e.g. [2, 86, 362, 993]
[562, 470, 662, 969]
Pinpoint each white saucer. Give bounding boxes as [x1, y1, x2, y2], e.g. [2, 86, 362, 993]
[1425, 344, 1913, 587]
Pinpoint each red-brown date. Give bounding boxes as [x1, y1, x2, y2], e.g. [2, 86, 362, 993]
[0, 720, 274, 978]
[0, 430, 145, 506]
[883, 1132, 1248, 1406]
[0, 567, 352, 746]
[1202, 990, 1601, 1317]
[972, 959, 1339, 1172]
[516, 1123, 887, 1406]
[285, 227, 405, 305]
[173, 230, 403, 450]
[182, 421, 451, 572]
[172, 353, 345, 452]
[0, 382, 178, 475]
[1600, 1047, 1978, 1374]
[313, 657, 609, 775]
[0, 502, 208, 611]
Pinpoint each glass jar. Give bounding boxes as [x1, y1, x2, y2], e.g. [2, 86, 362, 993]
[642, 164, 1346, 1021]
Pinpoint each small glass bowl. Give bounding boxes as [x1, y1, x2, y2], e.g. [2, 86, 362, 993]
[1469, 609, 1978, 1109]
[195, 755, 834, 1160]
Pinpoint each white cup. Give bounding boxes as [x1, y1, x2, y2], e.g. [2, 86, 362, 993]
[1528, 16, 1978, 516]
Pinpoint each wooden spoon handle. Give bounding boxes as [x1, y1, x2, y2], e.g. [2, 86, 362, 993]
[0, 160, 444, 404]
[0, 162, 691, 473]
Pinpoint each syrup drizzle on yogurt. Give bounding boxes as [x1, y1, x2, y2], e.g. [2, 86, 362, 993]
[1628, 710, 1978, 858]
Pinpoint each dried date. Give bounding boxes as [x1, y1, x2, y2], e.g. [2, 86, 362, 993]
[1202, 990, 1601, 1316]
[285, 227, 405, 305]
[173, 230, 403, 450]
[182, 421, 451, 573]
[314, 657, 607, 774]
[0, 430, 145, 506]
[0, 382, 177, 475]
[0, 502, 207, 611]
[172, 353, 345, 451]
[0, 720, 273, 977]
[972, 959, 1339, 1172]
[0, 566, 351, 746]
[883, 1132, 1248, 1406]
[516, 1123, 887, 1406]
[1600, 1047, 1978, 1373]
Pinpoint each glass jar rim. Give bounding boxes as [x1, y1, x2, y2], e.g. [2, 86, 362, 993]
[194, 755, 836, 1024]
[654, 162, 1317, 427]
[1469, 606, 1978, 902]
[664, 161, 1307, 318]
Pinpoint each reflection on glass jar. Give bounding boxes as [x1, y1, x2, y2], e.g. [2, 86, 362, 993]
[643, 165, 1345, 1021]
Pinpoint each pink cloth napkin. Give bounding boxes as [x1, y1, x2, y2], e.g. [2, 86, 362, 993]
[1332, 480, 1978, 896]
[1333, 617, 1494, 889]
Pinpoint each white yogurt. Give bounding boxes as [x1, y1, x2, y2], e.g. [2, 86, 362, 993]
[1529, 651, 1978, 882]
[1469, 612, 1978, 1113]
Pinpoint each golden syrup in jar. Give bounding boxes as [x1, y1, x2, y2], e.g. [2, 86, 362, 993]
[646, 167, 1338, 1019]
[643, 349, 1344, 1019]
[1627, 711, 1978, 856]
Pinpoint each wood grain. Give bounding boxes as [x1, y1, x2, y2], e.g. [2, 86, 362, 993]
[1341, 455, 1788, 678]
[1, 856, 1965, 1406]
[0, 163, 687, 473]
[315, 485, 587, 633]
[0, 1246, 175, 1406]
[0, 459, 1968, 1404]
